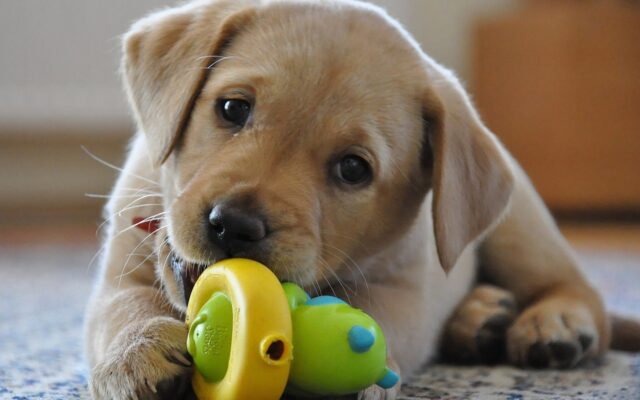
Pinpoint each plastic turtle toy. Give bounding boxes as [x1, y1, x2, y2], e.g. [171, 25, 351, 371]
[185, 258, 398, 400]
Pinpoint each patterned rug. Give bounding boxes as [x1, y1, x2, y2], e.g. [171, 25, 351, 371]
[0, 245, 638, 399]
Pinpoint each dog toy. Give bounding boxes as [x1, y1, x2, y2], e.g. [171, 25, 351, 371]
[185, 258, 398, 400]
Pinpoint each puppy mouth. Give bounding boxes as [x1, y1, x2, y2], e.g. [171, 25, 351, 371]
[168, 244, 315, 304]
[169, 252, 209, 305]
[169, 249, 273, 304]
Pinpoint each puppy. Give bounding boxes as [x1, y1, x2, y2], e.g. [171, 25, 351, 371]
[85, 0, 625, 398]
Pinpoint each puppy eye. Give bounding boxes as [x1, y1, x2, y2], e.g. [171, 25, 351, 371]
[218, 99, 251, 127]
[334, 155, 372, 186]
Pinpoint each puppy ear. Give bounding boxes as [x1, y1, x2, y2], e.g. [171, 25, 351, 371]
[121, 0, 256, 165]
[426, 75, 515, 273]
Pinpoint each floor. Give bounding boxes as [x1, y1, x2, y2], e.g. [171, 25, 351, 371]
[0, 222, 639, 399]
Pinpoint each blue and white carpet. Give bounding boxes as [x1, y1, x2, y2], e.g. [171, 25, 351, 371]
[1, 245, 638, 399]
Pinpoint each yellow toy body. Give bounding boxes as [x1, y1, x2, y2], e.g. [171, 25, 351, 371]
[185, 259, 293, 400]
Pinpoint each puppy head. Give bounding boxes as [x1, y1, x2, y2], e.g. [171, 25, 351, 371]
[122, 0, 514, 308]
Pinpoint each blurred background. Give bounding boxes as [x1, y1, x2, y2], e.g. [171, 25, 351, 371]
[1, 0, 639, 238]
[0, 1, 639, 398]
[0, 0, 638, 245]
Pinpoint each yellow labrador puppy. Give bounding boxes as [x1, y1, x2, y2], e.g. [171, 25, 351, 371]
[85, 0, 632, 398]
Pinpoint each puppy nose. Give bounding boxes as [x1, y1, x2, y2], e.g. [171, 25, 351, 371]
[208, 202, 267, 254]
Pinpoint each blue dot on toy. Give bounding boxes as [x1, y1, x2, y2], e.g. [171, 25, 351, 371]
[377, 368, 400, 389]
[305, 295, 347, 306]
[348, 325, 375, 353]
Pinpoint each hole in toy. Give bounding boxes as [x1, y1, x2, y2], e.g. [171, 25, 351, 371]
[266, 340, 284, 360]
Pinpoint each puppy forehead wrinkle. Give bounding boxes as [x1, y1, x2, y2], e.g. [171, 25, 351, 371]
[368, 132, 393, 180]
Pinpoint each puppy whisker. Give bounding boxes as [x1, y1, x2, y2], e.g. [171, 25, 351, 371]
[152, 235, 172, 287]
[86, 192, 162, 200]
[111, 186, 162, 194]
[87, 244, 106, 274]
[116, 244, 160, 282]
[150, 240, 175, 313]
[315, 261, 338, 298]
[387, 152, 415, 188]
[89, 207, 164, 273]
[203, 55, 247, 70]
[282, 262, 293, 285]
[118, 224, 168, 288]
[325, 230, 371, 254]
[316, 257, 353, 305]
[322, 244, 369, 301]
[116, 202, 165, 217]
[155, 235, 176, 297]
[111, 211, 168, 239]
[81, 146, 160, 186]
[98, 203, 165, 236]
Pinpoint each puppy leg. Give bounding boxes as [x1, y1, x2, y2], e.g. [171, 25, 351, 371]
[85, 135, 193, 399]
[87, 287, 192, 400]
[441, 285, 517, 364]
[479, 161, 609, 369]
[358, 358, 401, 400]
[357, 383, 399, 400]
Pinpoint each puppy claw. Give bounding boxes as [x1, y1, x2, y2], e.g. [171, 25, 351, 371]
[145, 378, 157, 394]
[167, 349, 192, 367]
[524, 339, 581, 369]
[476, 313, 513, 362]
[156, 373, 193, 400]
[578, 333, 594, 352]
[497, 297, 517, 311]
[548, 340, 579, 367]
[526, 341, 550, 368]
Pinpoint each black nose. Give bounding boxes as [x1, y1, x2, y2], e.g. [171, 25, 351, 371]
[208, 202, 268, 255]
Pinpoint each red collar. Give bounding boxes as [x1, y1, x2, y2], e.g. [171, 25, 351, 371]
[132, 217, 160, 234]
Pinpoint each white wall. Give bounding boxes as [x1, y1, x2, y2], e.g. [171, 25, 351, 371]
[0, 0, 518, 132]
[0, 0, 170, 131]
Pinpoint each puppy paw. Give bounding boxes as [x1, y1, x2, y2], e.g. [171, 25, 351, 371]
[90, 316, 193, 400]
[356, 384, 399, 400]
[442, 285, 517, 364]
[507, 299, 598, 369]
[309, 357, 399, 400]
[284, 384, 398, 400]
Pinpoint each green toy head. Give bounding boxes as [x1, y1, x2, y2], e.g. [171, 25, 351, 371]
[282, 283, 399, 396]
